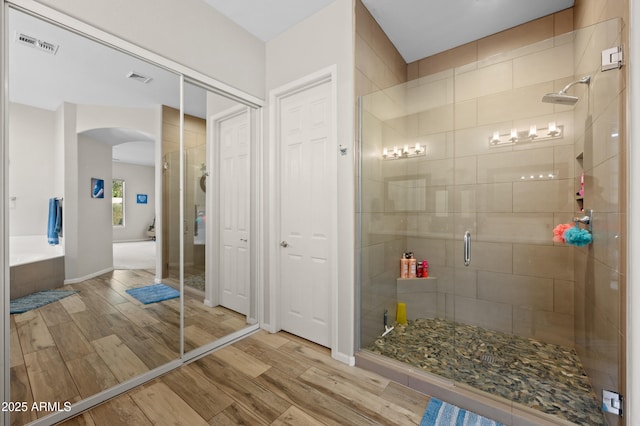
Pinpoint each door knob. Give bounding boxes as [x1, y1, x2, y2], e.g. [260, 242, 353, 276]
[280, 240, 289, 248]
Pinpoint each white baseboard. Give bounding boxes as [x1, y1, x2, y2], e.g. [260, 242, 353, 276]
[332, 350, 356, 366]
[64, 267, 114, 285]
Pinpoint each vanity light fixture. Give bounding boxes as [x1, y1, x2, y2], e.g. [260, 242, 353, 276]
[489, 122, 563, 148]
[382, 143, 426, 160]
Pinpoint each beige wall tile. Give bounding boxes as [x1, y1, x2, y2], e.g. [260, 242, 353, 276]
[408, 158, 454, 186]
[453, 268, 478, 298]
[452, 183, 513, 213]
[513, 178, 574, 213]
[406, 237, 447, 266]
[513, 308, 575, 346]
[554, 279, 575, 314]
[477, 147, 554, 184]
[454, 296, 513, 333]
[478, 15, 555, 60]
[418, 105, 454, 135]
[590, 97, 620, 169]
[589, 260, 621, 327]
[453, 241, 513, 274]
[554, 9, 574, 35]
[513, 244, 574, 280]
[513, 43, 574, 88]
[416, 42, 478, 78]
[478, 271, 553, 310]
[454, 99, 477, 130]
[574, 0, 608, 29]
[553, 144, 576, 180]
[589, 155, 619, 213]
[476, 83, 555, 126]
[454, 156, 477, 185]
[477, 213, 554, 245]
[408, 131, 450, 161]
[454, 123, 513, 158]
[415, 212, 454, 239]
[591, 212, 621, 271]
[406, 77, 454, 114]
[455, 61, 513, 103]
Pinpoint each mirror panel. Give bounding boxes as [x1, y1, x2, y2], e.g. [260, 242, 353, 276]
[7, 8, 181, 422]
[181, 82, 255, 355]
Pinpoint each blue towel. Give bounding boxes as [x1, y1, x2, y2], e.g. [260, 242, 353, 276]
[47, 198, 62, 245]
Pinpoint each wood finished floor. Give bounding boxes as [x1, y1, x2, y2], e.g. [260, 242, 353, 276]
[59, 330, 430, 425]
[10, 269, 247, 426]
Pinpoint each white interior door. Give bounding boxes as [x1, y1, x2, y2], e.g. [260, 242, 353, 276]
[278, 80, 334, 347]
[219, 108, 250, 315]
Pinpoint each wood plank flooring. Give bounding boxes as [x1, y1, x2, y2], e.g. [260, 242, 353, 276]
[59, 330, 430, 425]
[9, 269, 248, 426]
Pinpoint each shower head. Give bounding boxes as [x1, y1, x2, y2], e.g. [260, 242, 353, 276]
[541, 75, 591, 105]
[541, 92, 579, 105]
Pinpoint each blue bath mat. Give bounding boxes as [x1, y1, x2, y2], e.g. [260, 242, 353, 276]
[125, 283, 179, 304]
[420, 398, 503, 426]
[10, 290, 79, 314]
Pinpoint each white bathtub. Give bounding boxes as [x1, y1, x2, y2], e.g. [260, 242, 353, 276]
[10, 235, 64, 267]
[10, 235, 65, 300]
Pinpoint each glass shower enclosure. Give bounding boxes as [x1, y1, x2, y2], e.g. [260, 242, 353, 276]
[358, 19, 623, 425]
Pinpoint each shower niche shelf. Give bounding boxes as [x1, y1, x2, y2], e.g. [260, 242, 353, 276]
[576, 152, 584, 212]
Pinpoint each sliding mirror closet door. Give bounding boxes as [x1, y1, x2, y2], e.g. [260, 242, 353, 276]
[180, 82, 257, 357]
[7, 8, 181, 424]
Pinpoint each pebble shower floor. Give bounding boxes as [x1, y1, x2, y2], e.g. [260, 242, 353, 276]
[367, 318, 604, 425]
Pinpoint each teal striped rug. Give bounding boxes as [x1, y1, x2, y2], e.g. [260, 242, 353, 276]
[420, 398, 503, 426]
[10, 290, 79, 314]
[126, 283, 179, 304]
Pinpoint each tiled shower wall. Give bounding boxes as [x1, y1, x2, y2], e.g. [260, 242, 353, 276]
[366, 32, 582, 348]
[358, 7, 578, 348]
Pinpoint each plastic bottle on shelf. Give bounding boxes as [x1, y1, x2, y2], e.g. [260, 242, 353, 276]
[409, 257, 417, 278]
[400, 254, 409, 278]
[422, 260, 429, 278]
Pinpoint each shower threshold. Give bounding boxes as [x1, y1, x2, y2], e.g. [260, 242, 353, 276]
[365, 318, 604, 425]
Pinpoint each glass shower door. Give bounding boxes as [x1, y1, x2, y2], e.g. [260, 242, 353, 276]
[449, 21, 619, 424]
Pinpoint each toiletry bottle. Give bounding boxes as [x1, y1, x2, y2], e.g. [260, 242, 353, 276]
[409, 257, 417, 278]
[423, 260, 428, 278]
[416, 261, 423, 278]
[400, 254, 409, 278]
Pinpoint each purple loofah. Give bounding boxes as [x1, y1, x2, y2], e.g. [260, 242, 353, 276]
[564, 227, 592, 247]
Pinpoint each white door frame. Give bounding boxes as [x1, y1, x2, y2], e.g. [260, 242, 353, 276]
[266, 65, 339, 358]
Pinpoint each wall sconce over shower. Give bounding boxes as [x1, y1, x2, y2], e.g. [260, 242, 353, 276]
[382, 143, 426, 160]
[489, 122, 563, 148]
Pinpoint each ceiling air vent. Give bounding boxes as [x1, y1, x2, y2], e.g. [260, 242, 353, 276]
[15, 32, 59, 55]
[126, 71, 153, 84]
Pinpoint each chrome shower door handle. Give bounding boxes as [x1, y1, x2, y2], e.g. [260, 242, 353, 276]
[463, 231, 471, 267]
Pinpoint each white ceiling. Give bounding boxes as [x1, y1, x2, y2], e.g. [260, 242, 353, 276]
[202, 0, 336, 41]
[204, 0, 574, 62]
[9, 9, 209, 165]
